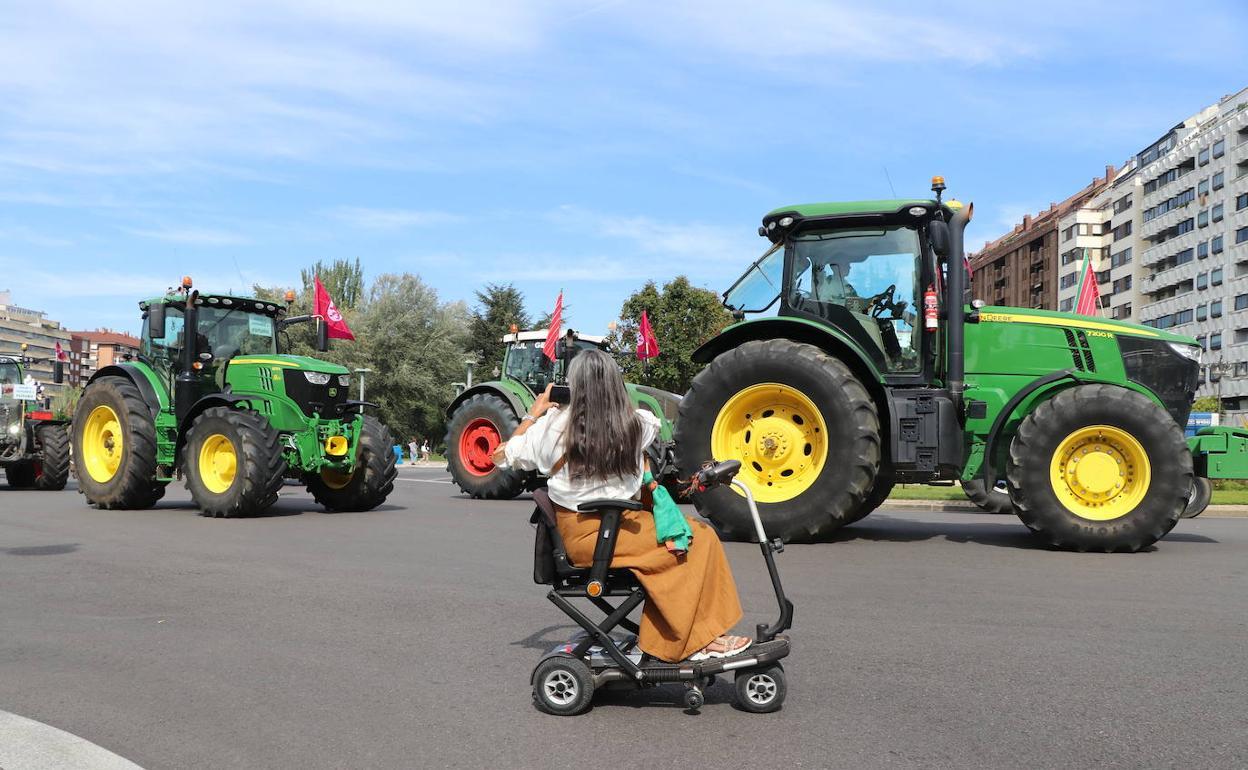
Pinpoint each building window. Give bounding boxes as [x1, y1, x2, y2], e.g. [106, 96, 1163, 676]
[1212, 332, 1223, 350]
[1176, 248, 1194, 266]
[1199, 147, 1211, 165]
[1197, 334, 1207, 350]
[1113, 275, 1132, 293]
[1199, 178, 1210, 196]
[1096, 269, 1111, 284]
[1213, 267, 1224, 286]
[1060, 272, 1078, 289]
[1212, 300, 1224, 318]
[1197, 304, 1208, 321]
[1059, 297, 1073, 312]
[1111, 247, 1132, 267]
[1198, 240, 1209, 259]
[1236, 294, 1248, 311]
[1112, 302, 1132, 320]
[1198, 272, 1209, 290]
[1177, 309, 1194, 325]
[1063, 226, 1074, 242]
[1238, 192, 1248, 211]
[1214, 139, 1226, 159]
[1112, 221, 1133, 241]
[1213, 235, 1225, 253]
[1214, 171, 1225, 190]
[1213, 203, 1224, 223]
[1114, 195, 1132, 214]
[1238, 227, 1248, 245]
[1198, 209, 1209, 228]
[1061, 249, 1080, 265]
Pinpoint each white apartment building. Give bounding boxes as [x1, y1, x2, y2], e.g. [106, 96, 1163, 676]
[1055, 161, 1141, 319]
[1134, 87, 1248, 406]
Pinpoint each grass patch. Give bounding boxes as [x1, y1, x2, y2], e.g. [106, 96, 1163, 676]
[887, 484, 971, 501]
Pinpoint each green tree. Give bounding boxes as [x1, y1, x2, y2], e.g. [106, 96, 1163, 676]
[610, 276, 733, 394]
[1193, 396, 1221, 413]
[301, 258, 365, 310]
[468, 283, 530, 370]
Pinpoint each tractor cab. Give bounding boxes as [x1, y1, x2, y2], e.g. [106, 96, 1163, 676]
[724, 197, 959, 383]
[0, 356, 22, 446]
[501, 330, 607, 396]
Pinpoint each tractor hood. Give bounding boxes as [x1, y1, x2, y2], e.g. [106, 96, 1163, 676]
[974, 306, 1197, 346]
[228, 355, 350, 374]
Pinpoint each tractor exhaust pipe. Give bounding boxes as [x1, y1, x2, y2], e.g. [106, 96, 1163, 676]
[945, 203, 973, 409]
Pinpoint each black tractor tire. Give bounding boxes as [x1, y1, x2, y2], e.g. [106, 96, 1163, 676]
[4, 461, 37, 488]
[445, 393, 526, 499]
[32, 424, 70, 491]
[532, 656, 595, 716]
[1182, 477, 1213, 519]
[184, 407, 285, 518]
[846, 467, 895, 525]
[1006, 384, 1191, 552]
[73, 376, 163, 509]
[674, 339, 881, 543]
[961, 477, 1013, 514]
[307, 414, 397, 512]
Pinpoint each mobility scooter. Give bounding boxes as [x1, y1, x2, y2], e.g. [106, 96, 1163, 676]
[528, 458, 793, 714]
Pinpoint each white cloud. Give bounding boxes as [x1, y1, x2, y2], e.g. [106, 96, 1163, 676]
[123, 226, 249, 245]
[330, 207, 463, 230]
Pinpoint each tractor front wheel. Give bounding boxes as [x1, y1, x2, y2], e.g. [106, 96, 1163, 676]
[1007, 384, 1190, 552]
[1182, 477, 1213, 519]
[961, 478, 1012, 514]
[674, 339, 881, 543]
[445, 393, 526, 499]
[185, 407, 285, 518]
[307, 414, 397, 512]
[32, 423, 70, 491]
[73, 376, 164, 509]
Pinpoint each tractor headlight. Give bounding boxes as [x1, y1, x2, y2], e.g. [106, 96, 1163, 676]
[338, 375, 351, 387]
[303, 371, 332, 385]
[1167, 342, 1202, 364]
[7, 423, 18, 435]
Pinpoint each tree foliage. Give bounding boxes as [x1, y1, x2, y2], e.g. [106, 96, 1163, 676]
[468, 283, 530, 370]
[609, 276, 732, 394]
[300, 258, 365, 310]
[1193, 395, 1221, 413]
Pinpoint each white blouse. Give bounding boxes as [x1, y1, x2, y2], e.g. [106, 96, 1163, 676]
[502, 407, 662, 511]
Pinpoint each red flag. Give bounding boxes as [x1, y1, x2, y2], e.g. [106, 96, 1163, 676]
[542, 291, 563, 361]
[1074, 249, 1101, 316]
[55, 341, 68, 362]
[314, 276, 356, 340]
[636, 310, 660, 360]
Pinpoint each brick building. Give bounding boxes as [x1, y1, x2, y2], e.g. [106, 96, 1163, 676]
[68, 329, 142, 387]
[969, 168, 1116, 309]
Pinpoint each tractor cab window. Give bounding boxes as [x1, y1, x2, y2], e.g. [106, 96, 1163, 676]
[196, 307, 278, 361]
[724, 242, 784, 313]
[142, 306, 186, 366]
[0, 360, 18, 388]
[788, 227, 922, 373]
[505, 341, 557, 394]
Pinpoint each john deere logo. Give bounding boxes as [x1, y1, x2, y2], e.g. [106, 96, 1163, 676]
[329, 387, 338, 397]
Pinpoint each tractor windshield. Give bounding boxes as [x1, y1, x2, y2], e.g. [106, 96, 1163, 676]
[196, 307, 278, 360]
[505, 340, 558, 394]
[0, 360, 18, 388]
[724, 242, 784, 313]
[788, 226, 922, 373]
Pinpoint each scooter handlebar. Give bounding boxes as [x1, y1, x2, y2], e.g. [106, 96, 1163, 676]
[694, 459, 742, 488]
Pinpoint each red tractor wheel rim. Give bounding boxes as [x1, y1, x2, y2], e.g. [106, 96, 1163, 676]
[460, 418, 501, 476]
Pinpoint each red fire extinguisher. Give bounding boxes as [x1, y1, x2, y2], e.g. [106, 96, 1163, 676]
[924, 284, 939, 332]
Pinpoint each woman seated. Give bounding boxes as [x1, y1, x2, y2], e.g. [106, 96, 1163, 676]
[495, 349, 750, 663]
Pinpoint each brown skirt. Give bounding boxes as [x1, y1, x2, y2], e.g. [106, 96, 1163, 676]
[555, 506, 743, 663]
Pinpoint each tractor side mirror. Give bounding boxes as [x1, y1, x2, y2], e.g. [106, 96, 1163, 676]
[53, 361, 64, 384]
[147, 304, 167, 340]
[928, 220, 951, 257]
[316, 317, 330, 352]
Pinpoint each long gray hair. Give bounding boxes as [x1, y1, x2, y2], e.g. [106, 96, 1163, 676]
[564, 349, 643, 480]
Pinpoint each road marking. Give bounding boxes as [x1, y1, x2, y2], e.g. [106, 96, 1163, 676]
[0, 709, 144, 769]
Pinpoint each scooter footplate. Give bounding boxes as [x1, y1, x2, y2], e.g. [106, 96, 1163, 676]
[636, 637, 790, 682]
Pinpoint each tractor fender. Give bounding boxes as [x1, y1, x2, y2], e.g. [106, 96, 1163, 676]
[88, 364, 164, 419]
[445, 382, 528, 420]
[978, 371, 1169, 488]
[175, 394, 254, 462]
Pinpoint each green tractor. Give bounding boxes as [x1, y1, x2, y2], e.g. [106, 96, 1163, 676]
[71, 279, 396, 517]
[445, 329, 681, 498]
[674, 178, 1233, 552]
[1, 353, 70, 490]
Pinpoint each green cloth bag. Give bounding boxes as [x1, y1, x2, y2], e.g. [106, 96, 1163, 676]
[643, 471, 693, 552]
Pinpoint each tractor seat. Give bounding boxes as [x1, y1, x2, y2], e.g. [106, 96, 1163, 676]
[531, 488, 640, 592]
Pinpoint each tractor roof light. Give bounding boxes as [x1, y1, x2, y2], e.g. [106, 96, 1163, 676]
[182, 276, 193, 289]
[284, 290, 296, 304]
[778, 216, 794, 228]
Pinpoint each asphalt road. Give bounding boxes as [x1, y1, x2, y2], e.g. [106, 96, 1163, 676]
[1, 469, 1246, 769]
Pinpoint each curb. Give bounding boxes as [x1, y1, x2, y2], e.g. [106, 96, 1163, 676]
[0, 710, 143, 770]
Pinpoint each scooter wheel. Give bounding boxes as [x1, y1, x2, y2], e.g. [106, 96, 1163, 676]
[734, 664, 785, 713]
[683, 686, 705, 710]
[532, 657, 595, 716]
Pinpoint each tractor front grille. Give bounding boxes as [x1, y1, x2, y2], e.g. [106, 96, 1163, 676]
[282, 370, 350, 419]
[1118, 336, 1199, 427]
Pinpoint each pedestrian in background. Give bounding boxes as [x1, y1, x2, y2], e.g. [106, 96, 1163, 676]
[409, 437, 419, 463]
[421, 440, 430, 461]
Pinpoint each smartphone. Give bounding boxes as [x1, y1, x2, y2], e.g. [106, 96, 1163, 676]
[549, 384, 571, 404]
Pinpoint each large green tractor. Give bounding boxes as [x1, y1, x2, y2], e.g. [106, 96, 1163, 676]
[1, 353, 70, 490]
[72, 279, 396, 517]
[445, 329, 681, 498]
[674, 178, 1236, 552]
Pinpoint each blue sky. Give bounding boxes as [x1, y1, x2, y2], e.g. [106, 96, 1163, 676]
[3, 0, 1247, 337]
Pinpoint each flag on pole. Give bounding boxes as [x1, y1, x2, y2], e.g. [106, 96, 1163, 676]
[55, 341, 68, 362]
[636, 310, 660, 360]
[542, 291, 563, 361]
[314, 276, 356, 340]
[1074, 248, 1101, 316]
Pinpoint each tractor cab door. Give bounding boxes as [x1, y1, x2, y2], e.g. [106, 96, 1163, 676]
[783, 226, 928, 382]
[142, 305, 186, 399]
[504, 341, 557, 396]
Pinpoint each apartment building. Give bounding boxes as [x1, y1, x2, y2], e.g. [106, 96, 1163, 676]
[1053, 161, 1141, 320]
[1134, 87, 1248, 405]
[0, 290, 71, 396]
[68, 329, 142, 387]
[969, 170, 1114, 309]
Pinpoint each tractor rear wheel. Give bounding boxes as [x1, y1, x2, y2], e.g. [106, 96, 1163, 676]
[445, 393, 526, 499]
[307, 414, 397, 512]
[185, 407, 285, 518]
[32, 423, 70, 491]
[674, 339, 881, 543]
[1006, 384, 1190, 552]
[73, 376, 163, 509]
[961, 478, 1012, 514]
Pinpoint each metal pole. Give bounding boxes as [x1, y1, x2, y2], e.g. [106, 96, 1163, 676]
[354, 367, 372, 401]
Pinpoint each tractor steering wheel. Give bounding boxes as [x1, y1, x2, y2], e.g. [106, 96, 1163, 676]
[868, 284, 900, 319]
